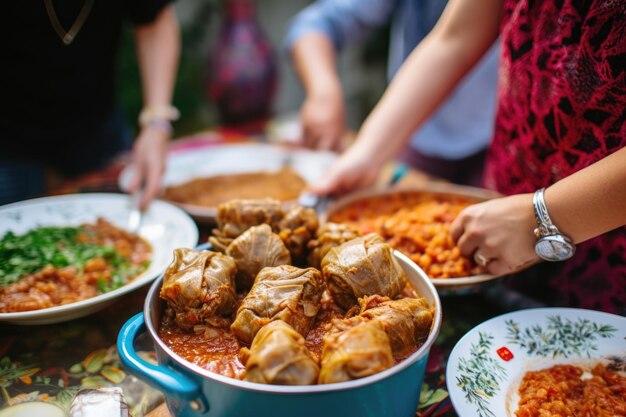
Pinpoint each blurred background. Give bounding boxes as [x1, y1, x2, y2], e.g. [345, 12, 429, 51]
[117, 0, 390, 137]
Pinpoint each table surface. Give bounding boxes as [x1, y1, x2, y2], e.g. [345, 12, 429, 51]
[0, 131, 537, 417]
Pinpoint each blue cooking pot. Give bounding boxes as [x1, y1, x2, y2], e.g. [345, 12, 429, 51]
[117, 246, 442, 417]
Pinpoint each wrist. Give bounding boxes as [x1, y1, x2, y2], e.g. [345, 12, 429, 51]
[307, 78, 342, 102]
[141, 119, 174, 136]
[532, 187, 576, 261]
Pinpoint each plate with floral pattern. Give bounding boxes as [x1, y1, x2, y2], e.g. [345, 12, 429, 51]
[0, 193, 198, 325]
[446, 307, 626, 417]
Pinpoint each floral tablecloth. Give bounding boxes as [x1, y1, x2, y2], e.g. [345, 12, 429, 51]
[0, 130, 541, 417]
[0, 285, 528, 417]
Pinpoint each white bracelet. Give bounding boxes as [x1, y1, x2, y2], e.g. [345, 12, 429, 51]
[138, 105, 180, 127]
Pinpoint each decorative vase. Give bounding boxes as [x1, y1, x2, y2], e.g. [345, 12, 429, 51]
[205, 0, 278, 126]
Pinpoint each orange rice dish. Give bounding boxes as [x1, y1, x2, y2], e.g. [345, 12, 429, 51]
[515, 364, 626, 417]
[328, 192, 484, 278]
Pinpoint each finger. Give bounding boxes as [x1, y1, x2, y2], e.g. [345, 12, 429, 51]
[140, 165, 162, 210]
[127, 164, 142, 194]
[449, 212, 468, 242]
[456, 230, 481, 257]
[311, 164, 360, 196]
[309, 172, 342, 196]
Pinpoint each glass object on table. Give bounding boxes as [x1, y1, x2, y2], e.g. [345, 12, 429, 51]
[205, 0, 277, 126]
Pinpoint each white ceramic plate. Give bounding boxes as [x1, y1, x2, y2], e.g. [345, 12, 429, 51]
[324, 183, 504, 294]
[446, 307, 626, 417]
[119, 142, 338, 223]
[0, 193, 199, 325]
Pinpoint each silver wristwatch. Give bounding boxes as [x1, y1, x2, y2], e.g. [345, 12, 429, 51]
[532, 188, 575, 261]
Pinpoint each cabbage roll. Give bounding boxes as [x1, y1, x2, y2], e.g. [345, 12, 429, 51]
[160, 248, 237, 330]
[307, 222, 360, 269]
[321, 234, 407, 310]
[359, 295, 434, 357]
[277, 206, 319, 265]
[209, 199, 285, 252]
[242, 320, 319, 385]
[231, 265, 324, 344]
[318, 316, 393, 384]
[226, 224, 291, 290]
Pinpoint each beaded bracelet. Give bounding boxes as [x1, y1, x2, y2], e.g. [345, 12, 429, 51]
[138, 105, 180, 128]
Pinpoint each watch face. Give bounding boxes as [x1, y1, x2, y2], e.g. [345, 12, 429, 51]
[535, 235, 576, 261]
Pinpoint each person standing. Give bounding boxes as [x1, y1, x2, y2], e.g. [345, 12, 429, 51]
[0, 1, 180, 208]
[285, 0, 499, 186]
[311, 0, 626, 314]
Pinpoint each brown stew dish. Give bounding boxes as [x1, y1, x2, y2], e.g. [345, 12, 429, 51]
[515, 364, 626, 417]
[0, 218, 151, 313]
[162, 167, 307, 208]
[158, 199, 435, 385]
[328, 191, 485, 278]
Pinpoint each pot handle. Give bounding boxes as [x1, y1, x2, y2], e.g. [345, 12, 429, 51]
[117, 313, 208, 413]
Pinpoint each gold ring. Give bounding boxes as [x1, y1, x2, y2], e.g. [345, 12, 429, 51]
[474, 251, 489, 267]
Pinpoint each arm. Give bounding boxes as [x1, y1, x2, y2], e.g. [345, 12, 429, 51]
[291, 33, 345, 150]
[129, 4, 180, 209]
[311, 0, 503, 194]
[286, 0, 396, 151]
[450, 147, 626, 275]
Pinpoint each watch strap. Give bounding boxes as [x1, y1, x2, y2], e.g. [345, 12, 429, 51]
[533, 188, 559, 236]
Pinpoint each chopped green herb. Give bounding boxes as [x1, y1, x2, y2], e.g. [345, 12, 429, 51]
[0, 225, 146, 292]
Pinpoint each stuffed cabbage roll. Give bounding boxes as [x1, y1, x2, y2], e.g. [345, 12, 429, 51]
[318, 316, 393, 384]
[231, 265, 324, 344]
[359, 295, 434, 357]
[160, 248, 237, 330]
[242, 320, 319, 385]
[226, 224, 291, 290]
[209, 199, 285, 252]
[321, 234, 407, 310]
[307, 222, 360, 269]
[277, 206, 319, 265]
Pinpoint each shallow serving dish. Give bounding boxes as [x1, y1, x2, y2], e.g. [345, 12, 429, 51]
[323, 183, 504, 294]
[446, 307, 626, 417]
[117, 248, 442, 417]
[0, 193, 198, 325]
[119, 142, 337, 223]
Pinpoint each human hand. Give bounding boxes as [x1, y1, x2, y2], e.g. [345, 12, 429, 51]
[309, 144, 383, 196]
[299, 91, 346, 151]
[449, 194, 540, 275]
[127, 126, 170, 210]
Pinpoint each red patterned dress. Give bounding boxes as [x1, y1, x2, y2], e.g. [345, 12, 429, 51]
[483, 0, 626, 314]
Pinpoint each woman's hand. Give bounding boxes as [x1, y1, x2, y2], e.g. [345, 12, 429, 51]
[309, 144, 383, 196]
[300, 90, 346, 152]
[127, 126, 170, 210]
[449, 193, 539, 275]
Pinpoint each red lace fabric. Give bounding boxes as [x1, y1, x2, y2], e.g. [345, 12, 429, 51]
[484, 0, 626, 314]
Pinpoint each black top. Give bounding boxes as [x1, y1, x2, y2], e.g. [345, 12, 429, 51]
[0, 0, 171, 162]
